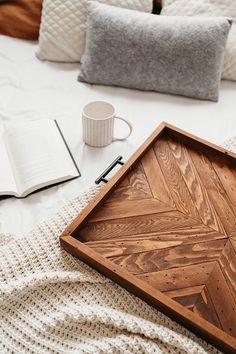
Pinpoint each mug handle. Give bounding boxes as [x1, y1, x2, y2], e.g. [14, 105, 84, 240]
[113, 116, 133, 141]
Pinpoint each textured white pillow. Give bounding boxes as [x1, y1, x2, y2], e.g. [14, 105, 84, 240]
[36, 0, 153, 62]
[161, 0, 236, 81]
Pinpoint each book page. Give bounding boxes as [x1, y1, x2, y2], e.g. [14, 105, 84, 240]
[0, 125, 18, 196]
[4, 120, 79, 196]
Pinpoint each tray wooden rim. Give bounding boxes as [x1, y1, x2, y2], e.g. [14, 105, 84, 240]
[60, 122, 236, 354]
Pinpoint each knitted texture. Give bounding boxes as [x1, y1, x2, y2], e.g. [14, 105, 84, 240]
[1, 136, 236, 353]
[222, 136, 236, 152]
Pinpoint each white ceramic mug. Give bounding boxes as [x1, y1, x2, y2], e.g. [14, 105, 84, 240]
[82, 101, 132, 147]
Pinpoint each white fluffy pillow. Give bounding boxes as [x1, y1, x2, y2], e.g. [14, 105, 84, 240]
[36, 0, 153, 62]
[161, 0, 236, 81]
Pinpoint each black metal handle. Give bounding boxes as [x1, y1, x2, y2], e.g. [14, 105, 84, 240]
[95, 156, 124, 184]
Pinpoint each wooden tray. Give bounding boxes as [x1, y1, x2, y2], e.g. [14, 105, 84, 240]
[60, 122, 236, 353]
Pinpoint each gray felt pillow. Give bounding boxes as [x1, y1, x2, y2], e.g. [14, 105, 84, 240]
[78, 1, 232, 101]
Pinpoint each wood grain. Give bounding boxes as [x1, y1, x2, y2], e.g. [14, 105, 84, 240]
[89, 198, 173, 222]
[153, 138, 200, 220]
[85, 224, 226, 244]
[168, 138, 225, 233]
[61, 123, 236, 353]
[85, 227, 226, 257]
[193, 287, 222, 329]
[141, 148, 175, 206]
[231, 236, 236, 248]
[218, 240, 236, 302]
[78, 210, 200, 242]
[110, 162, 152, 201]
[137, 262, 215, 293]
[164, 285, 204, 309]
[189, 148, 236, 236]
[230, 224, 236, 239]
[109, 238, 227, 275]
[61, 233, 236, 353]
[211, 158, 236, 211]
[204, 263, 236, 337]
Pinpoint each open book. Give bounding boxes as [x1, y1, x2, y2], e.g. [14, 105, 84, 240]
[0, 119, 80, 198]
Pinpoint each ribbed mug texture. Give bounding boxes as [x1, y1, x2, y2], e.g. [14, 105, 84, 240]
[82, 115, 114, 147]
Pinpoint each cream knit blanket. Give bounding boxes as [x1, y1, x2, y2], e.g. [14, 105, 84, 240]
[1, 137, 235, 354]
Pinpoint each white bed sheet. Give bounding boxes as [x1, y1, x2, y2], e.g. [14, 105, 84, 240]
[0, 35, 236, 235]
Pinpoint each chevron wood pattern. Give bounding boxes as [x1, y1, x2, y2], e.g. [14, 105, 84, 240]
[61, 123, 236, 353]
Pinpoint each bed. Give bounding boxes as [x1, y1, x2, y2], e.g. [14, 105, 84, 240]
[1, 0, 236, 349]
[0, 34, 235, 235]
